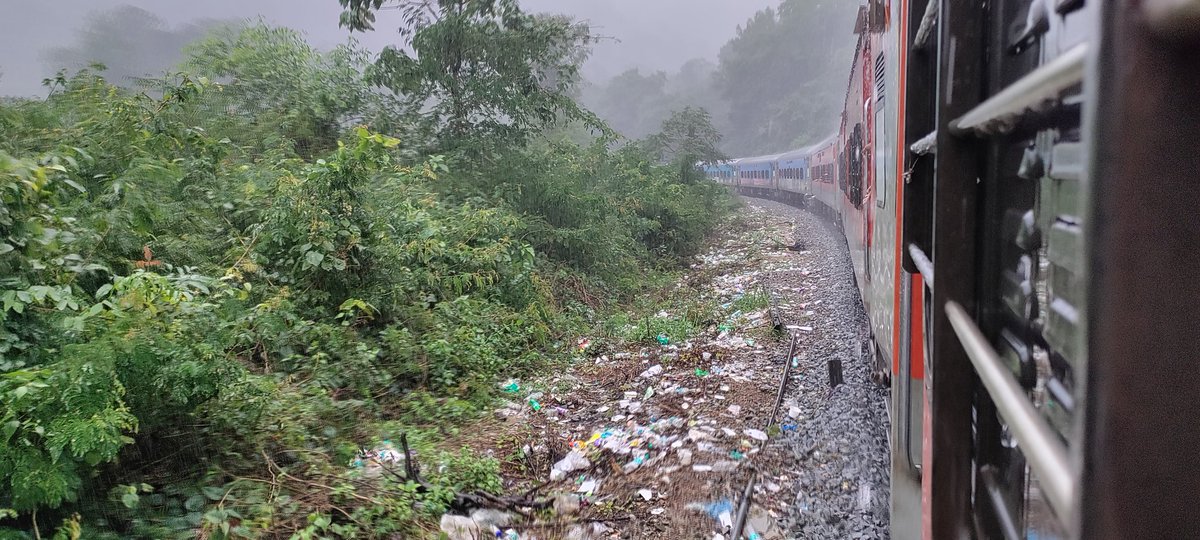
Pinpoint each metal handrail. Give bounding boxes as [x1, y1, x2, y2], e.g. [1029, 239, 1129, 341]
[980, 466, 1023, 540]
[908, 244, 935, 288]
[912, 0, 939, 51]
[910, 130, 937, 156]
[951, 43, 1087, 136]
[945, 301, 1075, 516]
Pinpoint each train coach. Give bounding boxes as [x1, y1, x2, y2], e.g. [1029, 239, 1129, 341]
[714, 0, 1200, 538]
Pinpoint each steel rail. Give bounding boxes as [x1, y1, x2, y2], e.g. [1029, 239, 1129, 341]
[945, 301, 1074, 515]
[766, 333, 800, 428]
[730, 331, 800, 540]
[731, 468, 757, 540]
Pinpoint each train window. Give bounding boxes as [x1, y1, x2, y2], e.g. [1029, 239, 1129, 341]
[875, 103, 887, 208]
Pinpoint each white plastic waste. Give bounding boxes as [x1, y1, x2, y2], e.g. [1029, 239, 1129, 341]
[470, 509, 514, 529]
[745, 428, 769, 441]
[550, 450, 592, 481]
[712, 460, 739, 472]
[439, 515, 480, 540]
[639, 364, 664, 378]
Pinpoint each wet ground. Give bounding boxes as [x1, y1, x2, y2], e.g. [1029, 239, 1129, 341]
[437, 197, 891, 539]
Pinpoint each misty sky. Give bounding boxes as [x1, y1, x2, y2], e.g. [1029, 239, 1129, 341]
[0, 0, 776, 98]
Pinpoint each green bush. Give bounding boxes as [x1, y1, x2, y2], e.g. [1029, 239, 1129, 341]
[0, 20, 733, 537]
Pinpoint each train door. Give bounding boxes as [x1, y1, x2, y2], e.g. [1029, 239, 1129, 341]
[895, 0, 1200, 537]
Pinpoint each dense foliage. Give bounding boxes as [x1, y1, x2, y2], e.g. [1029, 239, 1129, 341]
[714, 0, 861, 154]
[340, 0, 602, 152]
[0, 11, 733, 539]
[645, 107, 728, 184]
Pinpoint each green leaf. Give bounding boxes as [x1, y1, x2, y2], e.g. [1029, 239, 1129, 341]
[184, 494, 206, 512]
[0, 243, 13, 255]
[304, 251, 324, 267]
[63, 179, 86, 193]
[202, 485, 225, 501]
[121, 492, 139, 508]
[1, 420, 19, 443]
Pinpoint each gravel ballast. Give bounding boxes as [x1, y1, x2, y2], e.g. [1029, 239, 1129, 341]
[742, 196, 891, 539]
[434, 196, 892, 539]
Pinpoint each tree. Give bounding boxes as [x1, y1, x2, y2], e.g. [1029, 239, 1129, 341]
[338, 0, 601, 151]
[580, 68, 670, 140]
[714, 0, 860, 154]
[182, 24, 410, 157]
[646, 106, 727, 183]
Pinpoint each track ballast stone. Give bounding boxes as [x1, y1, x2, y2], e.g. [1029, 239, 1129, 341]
[742, 197, 891, 539]
[435, 196, 890, 539]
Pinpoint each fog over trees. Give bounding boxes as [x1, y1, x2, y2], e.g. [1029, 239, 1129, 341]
[1, 0, 857, 154]
[0, 0, 773, 98]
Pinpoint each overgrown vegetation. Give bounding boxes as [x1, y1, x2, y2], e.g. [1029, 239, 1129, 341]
[0, 4, 734, 537]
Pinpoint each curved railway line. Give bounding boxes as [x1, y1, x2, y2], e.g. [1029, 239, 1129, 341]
[705, 0, 1200, 537]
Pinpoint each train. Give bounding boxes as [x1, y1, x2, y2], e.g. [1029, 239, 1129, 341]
[705, 0, 1200, 538]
